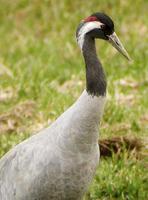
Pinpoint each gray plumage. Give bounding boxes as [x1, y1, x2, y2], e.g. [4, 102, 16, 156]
[0, 91, 105, 200]
[0, 12, 130, 200]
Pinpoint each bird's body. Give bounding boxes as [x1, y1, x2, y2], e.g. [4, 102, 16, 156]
[0, 12, 130, 200]
[0, 91, 105, 200]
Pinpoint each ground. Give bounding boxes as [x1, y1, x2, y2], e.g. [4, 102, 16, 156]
[0, 0, 147, 199]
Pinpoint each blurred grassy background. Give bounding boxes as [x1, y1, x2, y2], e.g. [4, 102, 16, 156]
[0, 0, 147, 199]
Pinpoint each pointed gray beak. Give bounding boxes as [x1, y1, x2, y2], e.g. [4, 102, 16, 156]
[108, 32, 131, 61]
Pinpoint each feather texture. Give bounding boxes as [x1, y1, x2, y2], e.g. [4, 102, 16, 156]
[0, 90, 106, 200]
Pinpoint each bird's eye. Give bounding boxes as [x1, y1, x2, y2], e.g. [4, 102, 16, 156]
[101, 24, 105, 29]
[101, 24, 113, 36]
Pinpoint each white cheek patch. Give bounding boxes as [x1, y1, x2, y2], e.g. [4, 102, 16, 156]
[77, 21, 103, 49]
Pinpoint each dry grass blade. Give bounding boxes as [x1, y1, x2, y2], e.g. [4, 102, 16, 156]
[0, 88, 16, 102]
[118, 78, 139, 89]
[0, 63, 13, 78]
[99, 136, 142, 157]
[0, 101, 36, 134]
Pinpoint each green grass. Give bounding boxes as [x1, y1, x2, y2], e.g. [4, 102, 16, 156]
[0, 0, 147, 199]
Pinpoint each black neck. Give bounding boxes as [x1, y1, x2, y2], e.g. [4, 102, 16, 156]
[82, 35, 107, 96]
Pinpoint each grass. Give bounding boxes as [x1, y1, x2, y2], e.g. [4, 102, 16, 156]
[0, 0, 147, 199]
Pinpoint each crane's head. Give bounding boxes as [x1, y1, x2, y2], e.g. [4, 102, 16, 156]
[76, 12, 131, 60]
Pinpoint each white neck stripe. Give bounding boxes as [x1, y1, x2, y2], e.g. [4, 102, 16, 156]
[77, 21, 103, 49]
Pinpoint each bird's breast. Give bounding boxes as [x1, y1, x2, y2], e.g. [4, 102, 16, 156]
[57, 143, 100, 199]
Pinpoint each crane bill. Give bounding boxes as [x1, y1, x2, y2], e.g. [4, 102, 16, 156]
[108, 32, 131, 61]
